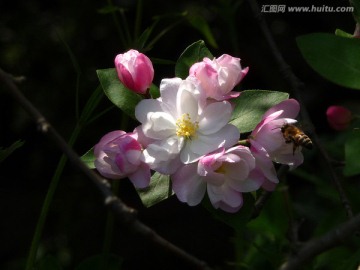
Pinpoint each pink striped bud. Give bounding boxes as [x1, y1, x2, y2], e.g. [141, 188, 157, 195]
[114, 49, 154, 94]
[94, 130, 151, 188]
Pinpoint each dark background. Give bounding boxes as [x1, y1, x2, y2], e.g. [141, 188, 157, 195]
[0, 0, 358, 269]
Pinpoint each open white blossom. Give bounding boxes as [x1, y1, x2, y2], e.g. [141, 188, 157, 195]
[135, 77, 240, 174]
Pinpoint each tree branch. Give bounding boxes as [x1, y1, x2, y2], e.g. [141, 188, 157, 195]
[280, 212, 360, 270]
[246, 0, 353, 219]
[0, 68, 213, 270]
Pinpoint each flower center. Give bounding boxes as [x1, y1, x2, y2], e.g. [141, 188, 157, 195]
[176, 113, 199, 139]
[215, 164, 226, 174]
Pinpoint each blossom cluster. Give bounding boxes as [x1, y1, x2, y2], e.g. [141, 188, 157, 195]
[94, 49, 305, 213]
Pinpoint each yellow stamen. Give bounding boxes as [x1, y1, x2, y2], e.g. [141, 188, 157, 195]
[176, 113, 199, 139]
[215, 165, 226, 174]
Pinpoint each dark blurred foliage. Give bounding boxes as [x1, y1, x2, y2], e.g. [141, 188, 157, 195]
[1, 0, 359, 269]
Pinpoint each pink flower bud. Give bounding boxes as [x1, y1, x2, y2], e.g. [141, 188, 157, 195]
[326, 105, 352, 131]
[94, 130, 151, 188]
[114, 49, 154, 94]
[189, 54, 248, 101]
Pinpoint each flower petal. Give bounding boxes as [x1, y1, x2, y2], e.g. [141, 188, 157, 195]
[159, 78, 182, 114]
[94, 152, 122, 179]
[207, 184, 243, 213]
[253, 120, 285, 153]
[198, 101, 232, 134]
[184, 124, 240, 161]
[135, 99, 163, 124]
[271, 143, 304, 169]
[250, 140, 279, 183]
[225, 161, 250, 182]
[128, 163, 151, 188]
[262, 99, 300, 120]
[132, 54, 154, 93]
[142, 111, 176, 139]
[229, 167, 264, 192]
[143, 136, 184, 174]
[94, 130, 126, 157]
[177, 84, 199, 120]
[172, 163, 206, 206]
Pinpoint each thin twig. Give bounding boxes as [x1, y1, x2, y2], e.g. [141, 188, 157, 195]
[246, 0, 353, 219]
[251, 165, 289, 219]
[0, 68, 213, 270]
[251, 190, 271, 219]
[354, 23, 360, 37]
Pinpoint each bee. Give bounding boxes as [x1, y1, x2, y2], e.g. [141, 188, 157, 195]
[280, 123, 312, 155]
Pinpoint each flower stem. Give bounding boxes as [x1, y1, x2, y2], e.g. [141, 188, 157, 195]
[237, 139, 250, 147]
[101, 180, 120, 269]
[101, 112, 129, 268]
[233, 228, 245, 270]
[134, 0, 143, 40]
[25, 124, 81, 270]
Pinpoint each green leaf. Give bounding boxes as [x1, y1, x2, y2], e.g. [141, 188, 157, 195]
[230, 90, 289, 133]
[145, 16, 185, 50]
[186, 14, 218, 49]
[290, 168, 339, 202]
[136, 26, 155, 50]
[297, 33, 360, 90]
[175, 40, 213, 79]
[335, 28, 354, 38]
[313, 246, 356, 270]
[0, 140, 25, 163]
[344, 129, 360, 176]
[247, 189, 288, 239]
[37, 255, 62, 270]
[136, 172, 173, 207]
[350, 0, 360, 24]
[337, 247, 360, 270]
[202, 193, 255, 230]
[97, 5, 121, 15]
[79, 85, 104, 126]
[149, 83, 160, 99]
[150, 57, 176, 65]
[75, 254, 123, 270]
[81, 147, 95, 169]
[96, 69, 143, 119]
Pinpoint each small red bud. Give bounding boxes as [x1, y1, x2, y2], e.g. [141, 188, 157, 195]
[326, 105, 352, 131]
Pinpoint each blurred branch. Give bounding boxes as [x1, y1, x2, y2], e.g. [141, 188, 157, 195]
[354, 23, 360, 37]
[280, 212, 360, 270]
[0, 140, 25, 163]
[251, 190, 271, 219]
[0, 68, 213, 270]
[252, 165, 288, 219]
[246, 0, 353, 219]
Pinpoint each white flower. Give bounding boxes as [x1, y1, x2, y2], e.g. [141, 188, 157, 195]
[135, 77, 240, 174]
